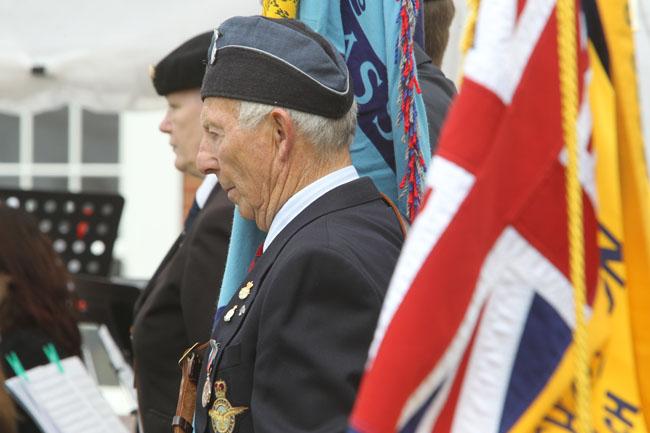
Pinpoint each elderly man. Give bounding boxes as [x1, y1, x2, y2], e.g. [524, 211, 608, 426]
[191, 16, 404, 433]
[131, 32, 233, 433]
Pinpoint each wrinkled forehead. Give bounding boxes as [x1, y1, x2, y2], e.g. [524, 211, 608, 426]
[165, 89, 202, 108]
[200, 97, 240, 128]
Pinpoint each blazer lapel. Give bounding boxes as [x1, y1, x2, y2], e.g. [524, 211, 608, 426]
[133, 231, 185, 315]
[209, 177, 380, 350]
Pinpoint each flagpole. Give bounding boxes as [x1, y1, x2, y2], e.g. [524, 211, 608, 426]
[262, 0, 298, 19]
[460, 0, 479, 54]
[557, 0, 591, 431]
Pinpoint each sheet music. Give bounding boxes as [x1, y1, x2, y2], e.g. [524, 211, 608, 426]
[4, 357, 128, 433]
[5, 378, 60, 433]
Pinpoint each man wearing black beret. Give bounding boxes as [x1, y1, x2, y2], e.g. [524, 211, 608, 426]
[131, 32, 233, 433]
[191, 16, 405, 433]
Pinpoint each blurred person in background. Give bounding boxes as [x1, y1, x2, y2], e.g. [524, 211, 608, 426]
[417, 0, 457, 153]
[131, 31, 234, 433]
[0, 204, 81, 433]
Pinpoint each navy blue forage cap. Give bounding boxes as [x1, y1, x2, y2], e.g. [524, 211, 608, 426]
[201, 16, 353, 119]
[151, 31, 212, 96]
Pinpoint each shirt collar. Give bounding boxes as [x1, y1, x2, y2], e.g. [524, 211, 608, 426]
[196, 174, 218, 209]
[263, 165, 359, 252]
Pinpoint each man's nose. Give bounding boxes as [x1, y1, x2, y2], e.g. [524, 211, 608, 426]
[196, 135, 217, 174]
[159, 112, 172, 134]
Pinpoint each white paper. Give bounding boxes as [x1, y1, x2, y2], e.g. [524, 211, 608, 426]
[4, 357, 128, 433]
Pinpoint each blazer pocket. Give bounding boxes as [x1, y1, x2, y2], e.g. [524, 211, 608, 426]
[144, 408, 172, 432]
[218, 343, 242, 370]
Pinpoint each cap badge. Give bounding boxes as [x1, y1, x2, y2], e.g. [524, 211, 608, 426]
[210, 29, 221, 65]
[148, 64, 156, 80]
[209, 380, 248, 433]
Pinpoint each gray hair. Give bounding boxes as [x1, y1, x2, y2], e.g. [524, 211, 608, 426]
[237, 100, 357, 154]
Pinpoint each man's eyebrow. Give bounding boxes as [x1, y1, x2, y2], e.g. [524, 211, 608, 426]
[201, 116, 213, 129]
[201, 118, 223, 131]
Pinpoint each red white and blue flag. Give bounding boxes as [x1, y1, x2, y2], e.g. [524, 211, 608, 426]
[349, 1, 599, 432]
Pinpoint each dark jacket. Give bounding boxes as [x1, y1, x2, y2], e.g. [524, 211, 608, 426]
[414, 42, 457, 154]
[194, 177, 404, 433]
[132, 184, 233, 433]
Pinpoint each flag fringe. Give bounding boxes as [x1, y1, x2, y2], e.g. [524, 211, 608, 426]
[396, 0, 427, 221]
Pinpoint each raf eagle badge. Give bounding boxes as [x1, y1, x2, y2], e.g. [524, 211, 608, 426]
[208, 380, 248, 433]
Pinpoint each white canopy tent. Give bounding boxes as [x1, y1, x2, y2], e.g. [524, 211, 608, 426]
[0, 0, 647, 116]
[0, 0, 260, 113]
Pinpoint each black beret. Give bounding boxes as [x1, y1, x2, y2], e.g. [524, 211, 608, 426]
[151, 32, 212, 96]
[201, 16, 353, 119]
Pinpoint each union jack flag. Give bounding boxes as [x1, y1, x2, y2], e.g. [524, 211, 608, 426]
[349, 1, 599, 432]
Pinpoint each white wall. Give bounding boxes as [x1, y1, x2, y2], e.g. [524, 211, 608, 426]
[114, 110, 182, 280]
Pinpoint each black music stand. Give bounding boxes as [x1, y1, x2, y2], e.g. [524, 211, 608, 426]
[0, 188, 124, 277]
[73, 274, 145, 364]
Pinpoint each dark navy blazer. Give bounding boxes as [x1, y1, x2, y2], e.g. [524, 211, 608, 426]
[132, 184, 233, 433]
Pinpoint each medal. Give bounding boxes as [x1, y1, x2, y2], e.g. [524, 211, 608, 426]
[202, 340, 219, 407]
[224, 305, 238, 322]
[238, 281, 253, 300]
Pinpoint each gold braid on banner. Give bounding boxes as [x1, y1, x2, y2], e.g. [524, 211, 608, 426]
[557, 0, 591, 432]
[460, 0, 480, 54]
[262, 0, 298, 19]
[457, 0, 479, 84]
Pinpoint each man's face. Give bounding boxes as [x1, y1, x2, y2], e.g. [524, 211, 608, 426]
[197, 97, 275, 225]
[159, 89, 203, 177]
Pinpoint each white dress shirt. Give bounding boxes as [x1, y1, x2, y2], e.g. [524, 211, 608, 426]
[196, 174, 218, 209]
[263, 165, 359, 252]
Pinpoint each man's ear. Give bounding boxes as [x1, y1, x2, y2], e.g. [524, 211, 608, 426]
[269, 108, 294, 162]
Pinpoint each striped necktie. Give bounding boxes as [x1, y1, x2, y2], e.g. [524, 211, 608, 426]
[247, 243, 264, 272]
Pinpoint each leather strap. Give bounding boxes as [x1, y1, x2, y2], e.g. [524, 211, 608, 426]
[380, 193, 408, 238]
[172, 416, 193, 433]
[172, 342, 208, 433]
